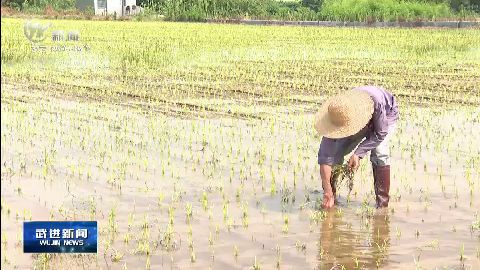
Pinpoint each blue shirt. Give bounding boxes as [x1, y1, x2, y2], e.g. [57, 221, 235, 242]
[318, 86, 399, 164]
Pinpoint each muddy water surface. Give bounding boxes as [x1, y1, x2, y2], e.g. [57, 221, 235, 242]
[1, 87, 479, 269]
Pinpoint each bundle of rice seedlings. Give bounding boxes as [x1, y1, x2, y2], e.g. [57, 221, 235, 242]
[330, 164, 354, 196]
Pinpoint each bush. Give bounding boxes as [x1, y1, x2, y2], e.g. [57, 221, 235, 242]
[2, 0, 477, 21]
[320, 0, 454, 22]
[160, 0, 304, 21]
[302, 0, 323, 12]
[85, 6, 94, 19]
[293, 6, 318, 20]
[4, 0, 75, 11]
[134, 5, 165, 21]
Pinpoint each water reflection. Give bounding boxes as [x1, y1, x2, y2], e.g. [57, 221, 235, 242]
[317, 209, 391, 269]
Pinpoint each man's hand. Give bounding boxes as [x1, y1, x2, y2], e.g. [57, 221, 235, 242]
[348, 154, 360, 171]
[322, 191, 335, 209]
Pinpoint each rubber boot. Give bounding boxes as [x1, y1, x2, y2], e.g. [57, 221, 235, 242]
[372, 165, 390, 208]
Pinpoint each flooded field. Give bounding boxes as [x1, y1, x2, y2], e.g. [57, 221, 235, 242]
[2, 85, 479, 269]
[1, 18, 480, 269]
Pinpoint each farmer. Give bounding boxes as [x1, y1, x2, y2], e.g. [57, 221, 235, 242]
[314, 86, 399, 209]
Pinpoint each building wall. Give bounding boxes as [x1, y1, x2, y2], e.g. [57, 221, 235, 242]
[94, 0, 138, 16]
[125, 0, 139, 15]
[94, 0, 107, 15]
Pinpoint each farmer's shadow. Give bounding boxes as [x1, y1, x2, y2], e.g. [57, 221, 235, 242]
[317, 209, 391, 270]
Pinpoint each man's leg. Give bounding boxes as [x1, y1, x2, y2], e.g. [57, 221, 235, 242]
[370, 124, 396, 208]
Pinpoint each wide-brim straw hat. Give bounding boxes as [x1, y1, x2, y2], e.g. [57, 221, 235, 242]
[314, 89, 374, 139]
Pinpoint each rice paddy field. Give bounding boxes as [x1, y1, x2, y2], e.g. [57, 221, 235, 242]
[1, 17, 480, 269]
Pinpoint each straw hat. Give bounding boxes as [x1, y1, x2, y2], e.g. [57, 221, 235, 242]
[314, 89, 374, 139]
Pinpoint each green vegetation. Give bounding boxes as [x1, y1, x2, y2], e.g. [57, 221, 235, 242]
[2, 0, 479, 21]
[2, 0, 76, 12]
[320, 0, 453, 22]
[1, 17, 479, 269]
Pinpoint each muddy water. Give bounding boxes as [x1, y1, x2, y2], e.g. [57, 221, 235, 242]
[1, 87, 479, 269]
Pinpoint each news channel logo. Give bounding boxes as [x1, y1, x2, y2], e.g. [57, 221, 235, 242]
[24, 20, 80, 43]
[23, 20, 89, 52]
[23, 20, 51, 43]
[23, 221, 97, 253]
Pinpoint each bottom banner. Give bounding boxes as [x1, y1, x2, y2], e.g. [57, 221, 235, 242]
[24, 221, 97, 253]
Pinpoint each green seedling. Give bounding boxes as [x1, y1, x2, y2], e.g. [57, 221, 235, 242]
[331, 164, 354, 196]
